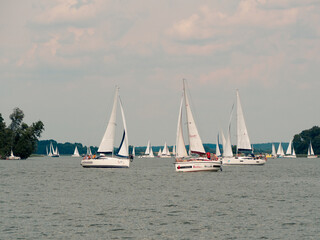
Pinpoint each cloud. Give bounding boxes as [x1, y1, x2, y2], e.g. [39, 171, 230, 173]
[32, 0, 101, 26]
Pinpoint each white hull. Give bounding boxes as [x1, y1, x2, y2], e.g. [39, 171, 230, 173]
[72, 154, 80, 157]
[7, 156, 21, 160]
[307, 155, 317, 159]
[283, 155, 296, 158]
[138, 155, 154, 158]
[159, 155, 171, 158]
[81, 156, 130, 168]
[174, 159, 221, 172]
[222, 156, 266, 165]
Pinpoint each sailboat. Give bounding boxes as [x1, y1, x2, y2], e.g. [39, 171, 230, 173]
[139, 140, 154, 158]
[284, 140, 296, 158]
[307, 141, 317, 158]
[160, 142, 171, 158]
[7, 149, 21, 160]
[72, 146, 80, 157]
[277, 142, 285, 158]
[222, 90, 266, 165]
[174, 80, 221, 172]
[132, 146, 135, 157]
[50, 142, 59, 157]
[86, 146, 92, 156]
[266, 143, 277, 159]
[81, 86, 132, 168]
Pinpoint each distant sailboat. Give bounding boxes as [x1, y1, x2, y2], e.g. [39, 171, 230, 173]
[277, 142, 285, 158]
[132, 146, 135, 157]
[86, 146, 92, 156]
[284, 140, 296, 158]
[222, 90, 266, 165]
[7, 149, 21, 160]
[139, 140, 155, 158]
[50, 142, 59, 157]
[81, 86, 132, 168]
[160, 142, 171, 158]
[72, 146, 80, 157]
[307, 141, 317, 158]
[174, 79, 221, 172]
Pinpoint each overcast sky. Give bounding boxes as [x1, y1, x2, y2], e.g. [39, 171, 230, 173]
[1, 0, 319, 147]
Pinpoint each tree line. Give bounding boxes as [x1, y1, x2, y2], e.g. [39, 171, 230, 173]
[0, 108, 44, 159]
[293, 126, 320, 155]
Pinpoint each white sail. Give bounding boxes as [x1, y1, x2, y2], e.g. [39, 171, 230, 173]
[216, 134, 221, 157]
[162, 142, 168, 155]
[292, 147, 296, 156]
[87, 147, 92, 156]
[72, 146, 80, 157]
[183, 80, 205, 154]
[98, 87, 118, 154]
[149, 146, 154, 157]
[49, 142, 53, 156]
[236, 90, 252, 152]
[132, 147, 135, 157]
[145, 140, 150, 155]
[272, 143, 276, 157]
[117, 98, 129, 157]
[286, 140, 292, 155]
[277, 142, 284, 156]
[223, 127, 233, 157]
[220, 130, 226, 154]
[162, 142, 170, 156]
[175, 95, 188, 158]
[172, 145, 176, 155]
[308, 142, 314, 156]
[158, 148, 162, 156]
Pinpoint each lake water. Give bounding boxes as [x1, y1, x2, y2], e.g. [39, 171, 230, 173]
[1, 157, 320, 239]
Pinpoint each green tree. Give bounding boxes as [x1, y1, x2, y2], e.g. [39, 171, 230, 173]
[0, 108, 44, 159]
[293, 126, 320, 155]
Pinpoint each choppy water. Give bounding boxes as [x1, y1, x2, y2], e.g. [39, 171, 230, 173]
[1, 156, 320, 239]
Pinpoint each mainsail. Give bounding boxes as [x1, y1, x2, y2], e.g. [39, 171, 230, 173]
[236, 90, 252, 152]
[183, 80, 205, 155]
[286, 140, 292, 155]
[216, 134, 221, 157]
[175, 95, 188, 158]
[145, 140, 150, 155]
[98, 87, 118, 154]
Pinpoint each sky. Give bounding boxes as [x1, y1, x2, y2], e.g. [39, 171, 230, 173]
[1, 0, 320, 148]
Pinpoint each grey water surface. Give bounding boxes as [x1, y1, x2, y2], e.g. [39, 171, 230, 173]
[1, 156, 320, 239]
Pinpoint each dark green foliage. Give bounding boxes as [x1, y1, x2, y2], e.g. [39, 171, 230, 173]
[293, 126, 320, 154]
[36, 140, 98, 155]
[0, 108, 44, 159]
